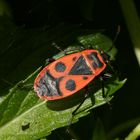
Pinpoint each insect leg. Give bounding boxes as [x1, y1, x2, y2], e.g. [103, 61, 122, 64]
[52, 42, 85, 55]
[72, 93, 88, 116]
[52, 42, 67, 55]
[66, 87, 89, 139]
[99, 74, 112, 107]
[40, 57, 55, 70]
[99, 76, 105, 98]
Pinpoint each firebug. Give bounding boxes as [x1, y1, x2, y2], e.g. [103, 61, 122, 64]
[34, 26, 120, 103]
[34, 47, 111, 100]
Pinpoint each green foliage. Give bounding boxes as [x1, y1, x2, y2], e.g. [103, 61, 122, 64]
[0, 69, 126, 139]
[92, 119, 106, 140]
[125, 123, 140, 140]
[0, 18, 126, 139]
[2, 0, 139, 139]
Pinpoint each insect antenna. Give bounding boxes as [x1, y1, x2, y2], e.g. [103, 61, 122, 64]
[107, 25, 121, 52]
[1, 78, 13, 86]
[52, 42, 66, 54]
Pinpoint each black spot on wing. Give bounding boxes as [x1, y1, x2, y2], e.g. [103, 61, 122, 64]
[65, 79, 76, 91]
[37, 71, 62, 97]
[55, 62, 66, 72]
[69, 55, 93, 75]
[87, 52, 103, 69]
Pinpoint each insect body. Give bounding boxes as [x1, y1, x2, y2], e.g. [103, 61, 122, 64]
[34, 49, 108, 100]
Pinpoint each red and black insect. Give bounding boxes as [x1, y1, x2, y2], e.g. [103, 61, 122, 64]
[34, 27, 120, 102]
[34, 48, 112, 100]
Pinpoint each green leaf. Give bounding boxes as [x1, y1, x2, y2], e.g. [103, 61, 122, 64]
[92, 118, 107, 140]
[125, 123, 140, 140]
[0, 68, 126, 139]
[0, 26, 126, 139]
[108, 117, 140, 140]
[78, 33, 117, 59]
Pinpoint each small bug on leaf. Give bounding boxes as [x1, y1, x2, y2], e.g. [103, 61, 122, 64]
[34, 26, 120, 110]
[34, 49, 108, 100]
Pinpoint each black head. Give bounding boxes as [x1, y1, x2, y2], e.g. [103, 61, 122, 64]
[99, 49, 110, 63]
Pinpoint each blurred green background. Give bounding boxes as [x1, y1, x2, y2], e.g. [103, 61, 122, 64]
[0, 0, 140, 139]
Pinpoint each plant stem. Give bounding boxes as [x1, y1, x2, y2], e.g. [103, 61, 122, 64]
[107, 117, 140, 139]
[118, 0, 140, 65]
[125, 123, 140, 140]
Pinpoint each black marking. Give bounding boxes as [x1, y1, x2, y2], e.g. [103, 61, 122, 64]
[87, 52, 103, 69]
[37, 76, 50, 96]
[101, 52, 110, 62]
[37, 71, 62, 97]
[65, 79, 76, 91]
[92, 62, 98, 69]
[69, 55, 92, 75]
[83, 76, 88, 80]
[72, 56, 77, 61]
[55, 62, 66, 72]
[22, 123, 30, 131]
